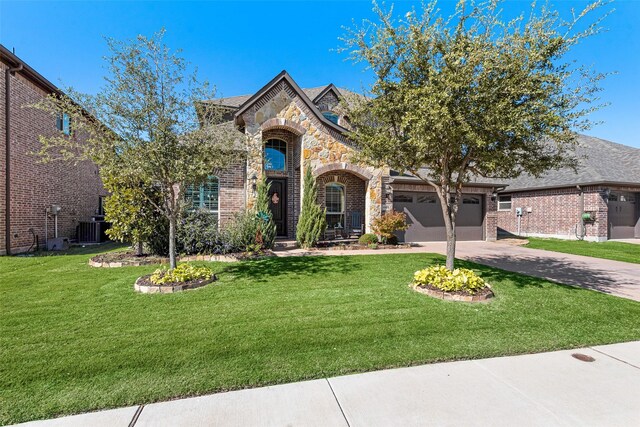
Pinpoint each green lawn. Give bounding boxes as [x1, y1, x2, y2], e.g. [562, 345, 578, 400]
[1, 246, 639, 424]
[524, 237, 640, 264]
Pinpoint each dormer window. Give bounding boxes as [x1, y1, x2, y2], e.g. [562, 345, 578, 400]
[322, 111, 339, 125]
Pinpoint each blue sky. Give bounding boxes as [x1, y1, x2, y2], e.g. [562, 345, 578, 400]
[1, 0, 639, 147]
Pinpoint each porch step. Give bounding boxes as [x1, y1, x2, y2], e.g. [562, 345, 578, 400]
[274, 240, 297, 249]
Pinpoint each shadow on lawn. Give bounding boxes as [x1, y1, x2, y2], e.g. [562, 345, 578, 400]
[222, 255, 361, 282]
[458, 255, 631, 297]
[13, 242, 126, 258]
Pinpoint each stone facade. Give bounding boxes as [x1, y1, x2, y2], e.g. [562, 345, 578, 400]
[1, 59, 106, 255]
[238, 78, 387, 237]
[216, 71, 499, 242]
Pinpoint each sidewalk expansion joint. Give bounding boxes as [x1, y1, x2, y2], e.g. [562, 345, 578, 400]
[128, 405, 144, 427]
[326, 378, 351, 427]
[590, 347, 640, 370]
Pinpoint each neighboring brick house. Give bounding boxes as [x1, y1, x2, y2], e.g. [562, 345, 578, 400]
[204, 71, 500, 242]
[497, 135, 640, 241]
[1, 45, 106, 255]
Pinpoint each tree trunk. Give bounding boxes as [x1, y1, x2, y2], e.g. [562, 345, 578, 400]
[444, 219, 456, 270]
[168, 215, 177, 269]
[435, 185, 458, 271]
[135, 241, 144, 257]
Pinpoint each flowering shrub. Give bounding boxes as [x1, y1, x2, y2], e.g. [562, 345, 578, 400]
[358, 233, 379, 245]
[413, 266, 487, 294]
[150, 263, 214, 285]
[372, 210, 408, 244]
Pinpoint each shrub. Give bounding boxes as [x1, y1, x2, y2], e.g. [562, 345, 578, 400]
[254, 177, 276, 250]
[178, 209, 222, 255]
[372, 210, 408, 244]
[413, 266, 487, 294]
[150, 263, 214, 285]
[144, 214, 171, 256]
[358, 233, 379, 245]
[296, 166, 326, 248]
[222, 210, 257, 252]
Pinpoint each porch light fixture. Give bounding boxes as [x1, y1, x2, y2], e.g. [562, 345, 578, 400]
[249, 172, 258, 191]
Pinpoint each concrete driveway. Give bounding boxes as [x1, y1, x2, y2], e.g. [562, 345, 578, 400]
[450, 241, 640, 302]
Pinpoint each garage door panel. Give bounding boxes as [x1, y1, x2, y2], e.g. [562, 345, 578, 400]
[456, 226, 484, 241]
[393, 192, 483, 242]
[609, 192, 637, 239]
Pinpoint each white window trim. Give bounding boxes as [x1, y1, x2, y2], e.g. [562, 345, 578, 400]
[498, 195, 512, 211]
[325, 182, 346, 228]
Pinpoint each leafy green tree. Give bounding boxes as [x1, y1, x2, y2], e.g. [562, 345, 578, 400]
[102, 172, 159, 256]
[32, 29, 241, 268]
[296, 167, 326, 248]
[342, 0, 608, 269]
[254, 177, 277, 249]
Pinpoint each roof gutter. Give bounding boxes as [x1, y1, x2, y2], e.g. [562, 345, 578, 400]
[388, 175, 508, 188]
[499, 180, 640, 194]
[5, 61, 23, 255]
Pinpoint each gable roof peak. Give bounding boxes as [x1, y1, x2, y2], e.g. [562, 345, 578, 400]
[233, 70, 348, 134]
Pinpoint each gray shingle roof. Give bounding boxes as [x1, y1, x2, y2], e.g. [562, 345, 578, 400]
[502, 134, 640, 191]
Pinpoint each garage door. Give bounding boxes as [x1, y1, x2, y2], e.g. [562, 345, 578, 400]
[393, 192, 484, 242]
[609, 192, 638, 239]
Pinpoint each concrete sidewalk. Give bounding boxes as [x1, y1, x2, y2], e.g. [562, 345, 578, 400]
[275, 241, 640, 302]
[15, 341, 640, 427]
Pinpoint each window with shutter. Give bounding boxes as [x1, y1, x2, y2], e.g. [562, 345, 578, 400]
[186, 176, 219, 215]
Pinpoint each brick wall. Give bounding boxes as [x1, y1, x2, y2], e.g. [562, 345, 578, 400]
[496, 186, 611, 241]
[316, 171, 367, 228]
[263, 128, 301, 238]
[217, 161, 246, 226]
[1, 62, 105, 254]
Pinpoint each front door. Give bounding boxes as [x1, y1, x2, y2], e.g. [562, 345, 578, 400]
[267, 178, 287, 237]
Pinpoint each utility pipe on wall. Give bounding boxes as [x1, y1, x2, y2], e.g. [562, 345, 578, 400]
[5, 61, 23, 255]
[576, 185, 586, 240]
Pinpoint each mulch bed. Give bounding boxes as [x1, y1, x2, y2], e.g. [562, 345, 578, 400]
[134, 274, 217, 294]
[90, 250, 275, 267]
[412, 283, 494, 302]
[315, 243, 413, 251]
[90, 252, 168, 267]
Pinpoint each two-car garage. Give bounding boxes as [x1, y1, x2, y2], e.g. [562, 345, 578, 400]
[393, 191, 485, 242]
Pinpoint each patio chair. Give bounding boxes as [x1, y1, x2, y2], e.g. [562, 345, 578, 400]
[324, 227, 337, 241]
[348, 211, 364, 239]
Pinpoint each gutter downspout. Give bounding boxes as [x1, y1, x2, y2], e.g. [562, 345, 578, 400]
[577, 185, 585, 240]
[5, 62, 23, 255]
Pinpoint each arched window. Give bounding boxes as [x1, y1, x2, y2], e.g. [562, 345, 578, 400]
[322, 111, 339, 125]
[325, 183, 345, 228]
[264, 139, 287, 171]
[185, 176, 219, 214]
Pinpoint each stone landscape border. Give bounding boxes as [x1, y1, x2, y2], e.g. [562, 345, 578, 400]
[89, 254, 253, 268]
[411, 284, 494, 302]
[134, 276, 217, 294]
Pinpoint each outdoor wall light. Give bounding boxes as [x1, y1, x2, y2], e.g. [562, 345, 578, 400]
[249, 172, 258, 191]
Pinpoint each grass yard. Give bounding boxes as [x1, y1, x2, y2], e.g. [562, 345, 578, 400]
[525, 237, 640, 264]
[1, 245, 640, 424]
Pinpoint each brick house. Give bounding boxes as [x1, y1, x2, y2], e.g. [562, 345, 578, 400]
[497, 135, 640, 241]
[1, 45, 106, 255]
[203, 71, 500, 242]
